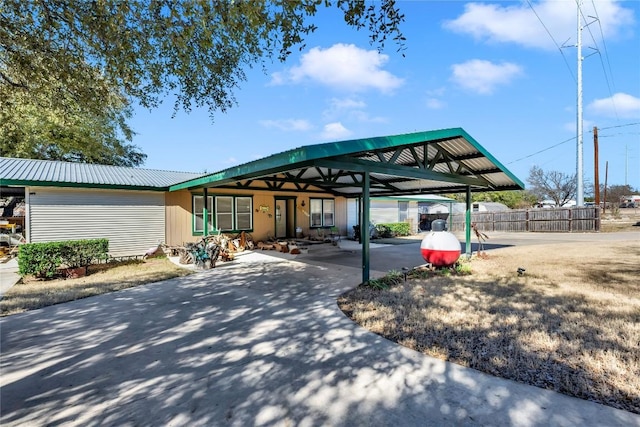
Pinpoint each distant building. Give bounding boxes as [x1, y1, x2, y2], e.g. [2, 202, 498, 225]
[537, 199, 576, 208]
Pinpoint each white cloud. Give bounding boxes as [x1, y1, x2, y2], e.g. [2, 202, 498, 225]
[321, 97, 386, 124]
[588, 93, 640, 119]
[271, 43, 404, 93]
[319, 122, 352, 140]
[329, 97, 367, 110]
[258, 119, 313, 132]
[426, 98, 446, 109]
[450, 60, 523, 94]
[443, 1, 635, 51]
[223, 157, 238, 164]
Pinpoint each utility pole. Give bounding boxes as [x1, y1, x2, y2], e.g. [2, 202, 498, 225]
[594, 126, 599, 206]
[576, 0, 584, 207]
[625, 144, 628, 186]
[603, 161, 608, 214]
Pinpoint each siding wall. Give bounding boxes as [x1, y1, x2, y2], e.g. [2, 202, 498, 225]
[165, 189, 345, 245]
[28, 187, 165, 256]
[370, 200, 419, 233]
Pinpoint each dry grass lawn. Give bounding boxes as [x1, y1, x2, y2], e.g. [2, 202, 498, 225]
[338, 240, 640, 414]
[1, 257, 193, 316]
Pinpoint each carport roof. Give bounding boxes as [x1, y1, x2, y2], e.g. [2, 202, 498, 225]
[170, 128, 524, 196]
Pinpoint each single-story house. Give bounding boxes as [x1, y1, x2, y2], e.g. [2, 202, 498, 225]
[1, 128, 524, 282]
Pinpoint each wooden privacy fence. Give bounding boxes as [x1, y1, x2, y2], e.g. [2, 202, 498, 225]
[449, 207, 600, 232]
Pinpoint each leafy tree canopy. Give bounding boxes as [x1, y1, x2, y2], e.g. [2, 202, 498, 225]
[0, 61, 145, 166]
[1, 0, 405, 118]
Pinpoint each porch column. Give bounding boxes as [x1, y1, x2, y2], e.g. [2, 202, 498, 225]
[465, 186, 471, 257]
[203, 187, 209, 237]
[362, 172, 371, 284]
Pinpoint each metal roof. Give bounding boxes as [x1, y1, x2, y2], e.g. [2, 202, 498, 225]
[0, 157, 202, 190]
[170, 128, 524, 195]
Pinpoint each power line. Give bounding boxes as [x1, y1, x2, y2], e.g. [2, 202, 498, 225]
[592, 122, 640, 131]
[579, 0, 619, 120]
[526, 0, 576, 83]
[506, 136, 575, 165]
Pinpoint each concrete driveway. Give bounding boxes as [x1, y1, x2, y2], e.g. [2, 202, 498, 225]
[1, 239, 639, 426]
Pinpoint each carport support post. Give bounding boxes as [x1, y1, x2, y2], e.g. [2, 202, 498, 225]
[362, 172, 371, 284]
[203, 187, 209, 237]
[465, 186, 471, 257]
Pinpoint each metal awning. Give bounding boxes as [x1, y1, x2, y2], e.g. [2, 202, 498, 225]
[170, 128, 524, 194]
[170, 128, 524, 284]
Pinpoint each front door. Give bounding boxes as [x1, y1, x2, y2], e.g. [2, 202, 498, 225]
[275, 197, 296, 239]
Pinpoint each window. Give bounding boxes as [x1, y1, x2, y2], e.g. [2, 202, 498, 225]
[398, 201, 408, 222]
[193, 195, 253, 233]
[193, 195, 214, 233]
[215, 196, 234, 230]
[236, 197, 252, 229]
[310, 198, 335, 227]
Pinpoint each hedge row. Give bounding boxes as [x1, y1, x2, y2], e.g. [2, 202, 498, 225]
[375, 222, 411, 238]
[18, 239, 109, 278]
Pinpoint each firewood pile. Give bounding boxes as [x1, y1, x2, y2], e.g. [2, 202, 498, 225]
[255, 239, 303, 254]
[160, 231, 256, 268]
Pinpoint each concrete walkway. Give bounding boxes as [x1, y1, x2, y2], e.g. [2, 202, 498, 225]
[1, 250, 638, 426]
[0, 258, 19, 299]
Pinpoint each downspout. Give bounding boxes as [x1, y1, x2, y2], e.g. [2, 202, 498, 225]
[465, 186, 471, 257]
[24, 187, 30, 243]
[203, 187, 209, 237]
[362, 172, 371, 284]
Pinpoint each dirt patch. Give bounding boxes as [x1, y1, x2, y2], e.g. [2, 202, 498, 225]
[600, 209, 640, 232]
[338, 239, 640, 414]
[1, 257, 194, 316]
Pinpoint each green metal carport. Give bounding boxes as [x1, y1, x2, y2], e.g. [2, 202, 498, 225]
[170, 127, 524, 284]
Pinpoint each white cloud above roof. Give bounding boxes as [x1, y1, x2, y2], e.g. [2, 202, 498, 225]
[322, 97, 387, 124]
[443, 0, 635, 51]
[271, 43, 404, 93]
[450, 60, 523, 95]
[319, 122, 352, 140]
[588, 93, 640, 119]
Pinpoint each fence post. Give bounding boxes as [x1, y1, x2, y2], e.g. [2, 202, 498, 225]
[595, 206, 600, 231]
[525, 209, 529, 232]
[568, 208, 572, 232]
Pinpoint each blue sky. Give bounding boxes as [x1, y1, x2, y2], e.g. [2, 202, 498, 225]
[130, 0, 640, 192]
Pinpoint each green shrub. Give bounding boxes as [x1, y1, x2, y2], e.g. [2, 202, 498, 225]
[59, 239, 109, 268]
[18, 239, 109, 278]
[18, 242, 63, 279]
[375, 222, 411, 237]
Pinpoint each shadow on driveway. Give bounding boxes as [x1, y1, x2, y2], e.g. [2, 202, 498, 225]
[1, 252, 637, 426]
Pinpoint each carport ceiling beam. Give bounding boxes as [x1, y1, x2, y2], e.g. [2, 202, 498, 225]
[315, 157, 490, 188]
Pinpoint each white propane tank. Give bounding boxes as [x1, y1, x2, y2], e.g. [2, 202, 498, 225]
[420, 219, 461, 267]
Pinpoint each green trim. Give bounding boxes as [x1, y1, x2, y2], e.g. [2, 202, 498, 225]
[191, 193, 253, 235]
[274, 196, 298, 239]
[191, 194, 215, 236]
[362, 172, 371, 284]
[0, 179, 168, 192]
[465, 187, 472, 257]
